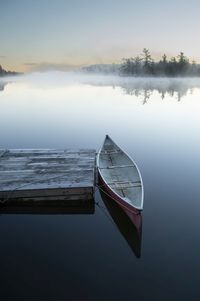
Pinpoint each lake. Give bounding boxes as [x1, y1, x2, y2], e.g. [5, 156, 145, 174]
[0, 73, 200, 300]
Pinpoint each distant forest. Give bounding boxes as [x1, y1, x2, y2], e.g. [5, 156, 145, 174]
[120, 49, 200, 77]
[0, 65, 19, 76]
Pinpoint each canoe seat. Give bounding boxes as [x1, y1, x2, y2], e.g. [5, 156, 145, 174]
[107, 181, 141, 189]
[101, 150, 122, 154]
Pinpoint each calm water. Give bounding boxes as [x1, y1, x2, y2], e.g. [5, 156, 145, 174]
[0, 73, 200, 300]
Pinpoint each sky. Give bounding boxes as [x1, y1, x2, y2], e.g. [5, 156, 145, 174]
[0, 0, 200, 72]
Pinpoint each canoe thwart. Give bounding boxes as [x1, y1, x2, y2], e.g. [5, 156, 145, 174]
[99, 164, 135, 169]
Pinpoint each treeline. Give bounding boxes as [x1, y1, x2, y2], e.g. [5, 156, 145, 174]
[120, 49, 200, 77]
[0, 65, 19, 77]
[82, 63, 120, 74]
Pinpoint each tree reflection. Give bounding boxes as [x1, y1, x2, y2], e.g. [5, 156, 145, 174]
[0, 81, 7, 92]
[119, 79, 195, 103]
[80, 76, 200, 103]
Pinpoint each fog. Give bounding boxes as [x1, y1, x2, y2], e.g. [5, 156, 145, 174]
[1, 71, 200, 102]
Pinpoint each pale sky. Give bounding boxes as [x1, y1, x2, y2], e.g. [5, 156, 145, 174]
[0, 0, 200, 72]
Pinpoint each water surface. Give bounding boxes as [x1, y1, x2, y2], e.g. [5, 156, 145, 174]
[0, 73, 200, 300]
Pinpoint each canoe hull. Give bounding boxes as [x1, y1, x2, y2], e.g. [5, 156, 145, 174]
[98, 171, 140, 214]
[98, 171, 142, 231]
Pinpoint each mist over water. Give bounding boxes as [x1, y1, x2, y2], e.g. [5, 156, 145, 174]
[1, 72, 200, 149]
[2, 71, 200, 102]
[0, 72, 200, 300]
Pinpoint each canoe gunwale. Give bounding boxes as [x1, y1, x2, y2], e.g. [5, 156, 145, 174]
[96, 135, 144, 212]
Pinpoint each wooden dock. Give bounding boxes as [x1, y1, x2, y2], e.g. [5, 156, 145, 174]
[0, 148, 96, 213]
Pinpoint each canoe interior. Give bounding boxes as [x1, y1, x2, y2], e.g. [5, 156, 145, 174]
[98, 136, 143, 210]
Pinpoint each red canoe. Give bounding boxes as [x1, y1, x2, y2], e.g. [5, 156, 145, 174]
[97, 135, 144, 220]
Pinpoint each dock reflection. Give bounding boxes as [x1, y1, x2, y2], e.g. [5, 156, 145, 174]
[0, 199, 95, 215]
[99, 190, 142, 258]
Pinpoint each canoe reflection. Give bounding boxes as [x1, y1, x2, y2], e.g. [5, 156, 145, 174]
[99, 189, 142, 258]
